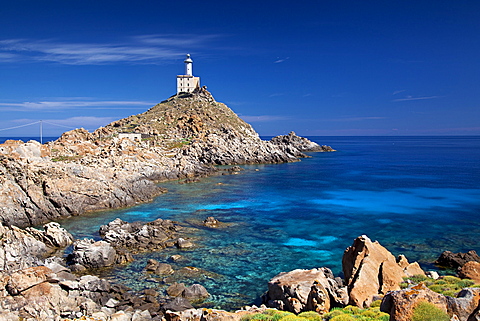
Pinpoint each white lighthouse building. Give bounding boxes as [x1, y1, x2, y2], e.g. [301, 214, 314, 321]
[176, 54, 200, 94]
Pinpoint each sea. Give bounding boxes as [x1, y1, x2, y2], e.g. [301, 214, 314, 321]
[3, 136, 480, 310]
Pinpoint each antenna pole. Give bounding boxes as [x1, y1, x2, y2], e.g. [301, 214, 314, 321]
[40, 120, 43, 144]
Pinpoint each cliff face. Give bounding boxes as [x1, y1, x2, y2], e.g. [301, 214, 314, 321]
[0, 89, 329, 227]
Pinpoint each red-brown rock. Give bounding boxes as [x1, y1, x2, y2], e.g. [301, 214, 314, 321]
[342, 235, 426, 308]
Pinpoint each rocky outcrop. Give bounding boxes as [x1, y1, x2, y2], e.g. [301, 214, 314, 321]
[0, 266, 126, 320]
[381, 284, 480, 321]
[262, 267, 348, 314]
[0, 222, 73, 272]
[435, 250, 480, 270]
[166, 283, 210, 303]
[380, 283, 449, 321]
[342, 235, 426, 308]
[270, 131, 335, 152]
[99, 218, 181, 252]
[69, 239, 117, 269]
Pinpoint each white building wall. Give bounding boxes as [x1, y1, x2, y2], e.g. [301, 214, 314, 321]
[177, 76, 200, 93]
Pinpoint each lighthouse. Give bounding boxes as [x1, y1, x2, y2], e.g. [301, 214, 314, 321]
[177, 54, 200, 94]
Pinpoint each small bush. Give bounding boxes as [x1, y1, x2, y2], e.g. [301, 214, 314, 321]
[330, 315, 356, 321]
[406, 274, 429, 283]
[297, 311, 322, 320]
[369, 300, 382, 308]
[323, 309, 345, 320]
[278, 316, 304, 321]
[411, 301, 449, 321]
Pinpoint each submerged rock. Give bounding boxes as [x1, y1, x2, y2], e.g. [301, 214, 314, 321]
[145, 259, 175, 275]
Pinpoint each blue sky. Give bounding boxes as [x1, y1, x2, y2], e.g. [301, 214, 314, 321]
[1, 0, 479, 137]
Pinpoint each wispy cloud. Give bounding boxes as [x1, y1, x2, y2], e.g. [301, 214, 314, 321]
[328, 116, 386, 122]
[0, 34, 223, 65]
[392, 95, 440, 102]
[0, 99, 155, 111]
[392, 90, 406, 95]
[268, 93, 285, 97]
[240, 115, 289, 122]
[274, 57, 289, 63]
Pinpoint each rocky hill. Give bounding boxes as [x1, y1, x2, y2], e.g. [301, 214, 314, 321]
[0, 89, 332, 227]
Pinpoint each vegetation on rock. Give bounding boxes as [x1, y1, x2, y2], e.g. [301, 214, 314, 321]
[401, 274, 480, 297]
[323, 306, 389, 321]
[410, 301, 450, 321]
[241, 306, 389, 321]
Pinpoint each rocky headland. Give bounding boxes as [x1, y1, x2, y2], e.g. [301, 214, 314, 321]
[0, 88, 329, 228]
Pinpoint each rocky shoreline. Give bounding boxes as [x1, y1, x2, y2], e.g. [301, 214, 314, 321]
[2, 217, 480, 320]
[3, 89, 479, 320]
[0, 88, 332, 228]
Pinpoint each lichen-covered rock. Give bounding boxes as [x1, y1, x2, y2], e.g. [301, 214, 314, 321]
[459, 261, 480, 283]
[262, 267, 347, 314]
[380, 283, 449, 321]
[342, 235, 426, 308]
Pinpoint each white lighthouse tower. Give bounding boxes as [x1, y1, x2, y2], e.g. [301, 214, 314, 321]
[177, 54, 200, 94]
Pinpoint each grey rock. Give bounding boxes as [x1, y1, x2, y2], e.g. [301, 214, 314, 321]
[162, 297, 194, 312]
[182, 284, 209, 302]
[70, 239, 116, 269]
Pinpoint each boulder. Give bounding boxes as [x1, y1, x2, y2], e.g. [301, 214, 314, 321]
[5, 266, 55, 295]
[459, 261, 480, 283]
[262, 267, 347, 314]
[342, 235, 426, 308]
[435, 250, 480, 269]
[176, 237, 195, 249]
[446, 288, 480, 320]
[181, 284, 210, 302]
[145, 259, 174, 275]
[380, 283, 449, 321]
[26, 222, 74, 248]
[167, 283, 188, 297]
[162, 297, 194, 313]
[203, 216, 219, 227]
[70, 239, 116, 269]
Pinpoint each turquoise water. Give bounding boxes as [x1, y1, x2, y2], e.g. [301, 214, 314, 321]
[56, 136, 480, 310]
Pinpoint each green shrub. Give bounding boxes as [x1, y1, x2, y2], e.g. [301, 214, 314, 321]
[323, 309, 345, 320]
[411, 301, 449, 321]
[297, 311, 322, 320]
[406, 274, 429, 283]
[278, 316, 304, 321]
[369, 300, 382, 308]
[330, 315, 356, 321]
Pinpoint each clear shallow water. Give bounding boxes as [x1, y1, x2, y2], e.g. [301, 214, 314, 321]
[56, 136, 480, 310]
